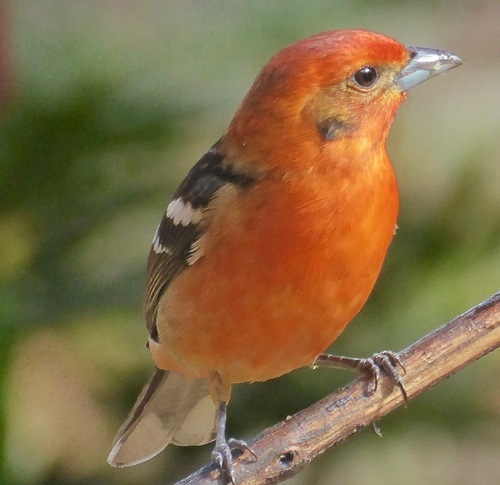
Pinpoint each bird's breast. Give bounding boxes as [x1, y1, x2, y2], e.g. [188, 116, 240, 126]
[154, 159, 399, 384]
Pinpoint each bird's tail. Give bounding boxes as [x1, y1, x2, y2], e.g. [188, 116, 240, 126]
[107, 368, 217, 467]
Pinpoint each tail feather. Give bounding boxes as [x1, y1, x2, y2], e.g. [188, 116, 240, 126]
[107, 369, 216, 467]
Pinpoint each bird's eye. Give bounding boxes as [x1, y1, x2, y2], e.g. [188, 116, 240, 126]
[353, 66, 378, 89]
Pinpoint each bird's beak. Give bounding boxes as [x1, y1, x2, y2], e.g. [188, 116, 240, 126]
[396, 47, 463, 91]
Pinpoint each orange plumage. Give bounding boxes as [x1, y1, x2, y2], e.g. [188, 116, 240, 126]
[109, 29, 462, 481]
[150, 30, 405, 384]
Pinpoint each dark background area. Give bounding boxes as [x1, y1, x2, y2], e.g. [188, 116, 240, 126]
[1, 1, 499, 484]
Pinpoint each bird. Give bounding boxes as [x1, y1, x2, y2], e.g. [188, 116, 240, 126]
[107, 29, 462, 483]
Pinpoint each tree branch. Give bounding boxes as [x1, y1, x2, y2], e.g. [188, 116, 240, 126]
[176, 292, 500, 485]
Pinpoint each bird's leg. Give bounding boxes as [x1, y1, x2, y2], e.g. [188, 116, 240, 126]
[210, 373, 257, 484]
[212, 400, 237, 484]
[313, 351, 407, 399]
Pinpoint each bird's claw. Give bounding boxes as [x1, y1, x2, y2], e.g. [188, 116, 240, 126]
[228, 438, 258, 461]
[371, 420, 383, 437]
[212, 438, 256, 483]
[212, 442, 236, 484]
[361, 350, 407, 399]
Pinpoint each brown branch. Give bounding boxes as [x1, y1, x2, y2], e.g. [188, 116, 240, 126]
[176, 292, 500, 485]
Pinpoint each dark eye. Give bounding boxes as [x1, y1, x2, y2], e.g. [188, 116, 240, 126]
[353, 66, 378, 89]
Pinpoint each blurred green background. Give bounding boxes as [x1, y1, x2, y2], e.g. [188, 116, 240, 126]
[1, 1, 499, 484]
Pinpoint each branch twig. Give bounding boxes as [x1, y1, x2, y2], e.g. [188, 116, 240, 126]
[176, 292, 500, 485]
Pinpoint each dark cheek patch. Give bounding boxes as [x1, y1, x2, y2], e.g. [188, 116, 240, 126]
[317, 116, 352, 141]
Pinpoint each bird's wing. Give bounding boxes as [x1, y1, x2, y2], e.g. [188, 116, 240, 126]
[109, 144, 261, 467]
[145, 142, 258, 342]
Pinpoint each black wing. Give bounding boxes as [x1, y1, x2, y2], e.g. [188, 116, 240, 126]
[145, 143, 257, 341]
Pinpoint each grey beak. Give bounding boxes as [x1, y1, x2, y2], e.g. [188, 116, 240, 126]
[397, 47, 463, 90]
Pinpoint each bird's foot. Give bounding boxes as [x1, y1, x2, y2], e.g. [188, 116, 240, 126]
[211, 438, 257, 484]
[361, 350, 407, 398]
[314, 350, 407, 399]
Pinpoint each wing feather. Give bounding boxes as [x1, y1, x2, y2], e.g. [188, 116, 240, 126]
[144, 144, 258, 341]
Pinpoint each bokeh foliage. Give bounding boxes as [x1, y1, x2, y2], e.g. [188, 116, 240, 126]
[1, 1, 499, 485]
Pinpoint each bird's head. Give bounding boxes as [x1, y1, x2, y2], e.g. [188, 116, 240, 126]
[224, 29, 462, 168]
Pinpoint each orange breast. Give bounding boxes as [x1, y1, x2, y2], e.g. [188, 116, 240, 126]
[153, 159, 399, 384]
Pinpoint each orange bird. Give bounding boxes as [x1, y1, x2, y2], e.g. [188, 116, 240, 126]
[108, 29, 462, 482]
